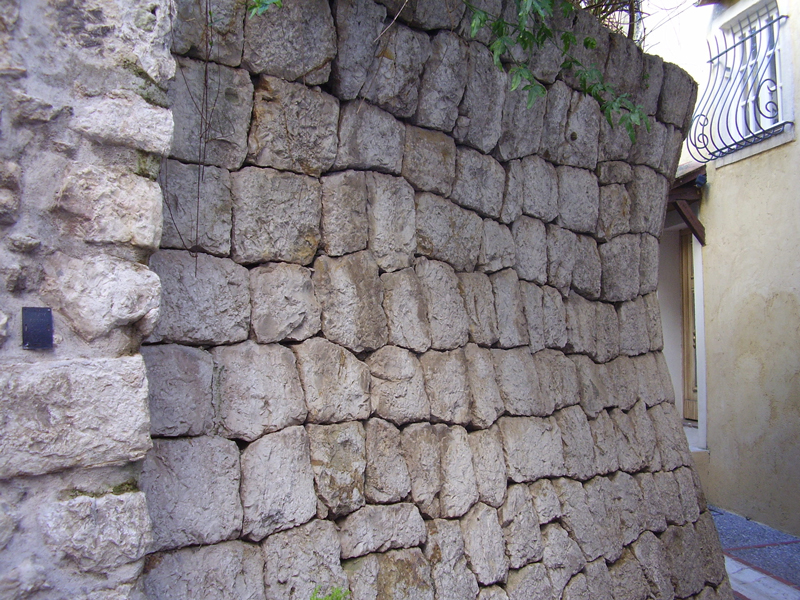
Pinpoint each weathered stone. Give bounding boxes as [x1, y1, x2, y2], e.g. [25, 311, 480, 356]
[468, 425, 507, 507]
[552, 477, 606, 561]
[403, 125, 457, 196]
[562, 8, 611, 87]
[212, 341, 307, 441]
[478, 220, 516, 274]
[339, 503, 426, 558]
[563, 573, 590, 600]
[458, 272, 500, 347]
[638, 233, 660, 294]
[250, 263, 320, 343]
[365, 418, 412, 504]
[631, 530, 675, 600]
[584, 478, 622, 562]
[231, 167, 321, 265]
[453, 42, 506, 153]
[694, 511, 727, 586]
[499, 484, 543, 569]
[595, 301, 621, 363]
[343, 548, 435, 600]
[661, 525, 705, 598]
[610, 408, 647, 473]
[242, 0, 336, 83]
[506, 156, 559, 225]
[675, 467, 702, 524]
[495, 86, 546, 161]
[651, 402, 692, 470]
[361, 23, 431, 118]
[331, 0, 387, 99]
[499, 416, 565, 482]
[414, 31, 468, 132]
[367, 172, 417, 272]
[604, 32, 644, 96]
[321, 170, 369, 256]
[491, 269, 529, 348]
[307, 423, 366, 517]
[599, 233, 641, 302]
[638, 53, 664, 116]
[619, 298, 651, 356]
[436, 425, 478, 518]
[543, 285, 568, 348]
[529, 479, 561, 525]
[558, 92, 601, 170]
[171, 0, 244, 67]
[660, 125, 685, 179]
[512, 216, 547, 284]
[606, 355, 641, 411]
[401, 423, 442, 517]
[572, 235, 602, 299]
[629, 118, 667, 170]
[247, 76, 339, 176]
[631, 352, 663, 409]
[0, 188, 19, 226]
[416, 193, 483, 272]
[492, 348, 547, 417]
[608, 550, 649, 600]
[539, 80, 571, 164]
[141, 437, 242, 552]
[461, 502, 509, 585]
[628, 166, 669, 237]
[597, 161, 634, 185]
[424, 519, 479, 600]
[557, 166, 599, 235]
[598, 112, 634, 163]
[597, 183, 631, 243]
[570, 354, 608, 418]
[654, 471, 684, 526]
[368, 345, 430, 425]
[612, 471, 647, 545]
[450, 147, 505, 219]
[416, 257, 470, 349]
[168, 57, 252, 170]
[506, 563, 553, 600]
[334, 101, 406, 174]
[478, 586, 509, 600]
[564, 291, 596, 356]
[541, 522, 586, 596]
[658, 61, 697, 130]
[630, 401, 663, 472]
[142, 344, 213, 437]
[655, 352, 675, 402]
[420, 348, 471, 425]
[143, 541, 265, 600]
[464, 344, 505, 428]
[314, 251, 389, 353]
[554, 406, 597, 480]
[262, 519, 349, 600]
[520, 282, 545, 352]
[590, 410, 622, 475]
[240, 426, 317, 541]
[547, 224, 577, 295]
[377, 0, 465, 28]
[0, 357, 150, 479]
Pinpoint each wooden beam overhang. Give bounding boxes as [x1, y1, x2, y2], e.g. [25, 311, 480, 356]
[668, 164, 707, 245]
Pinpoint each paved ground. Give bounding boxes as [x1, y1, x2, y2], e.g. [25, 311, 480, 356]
[711, 506, 800, 600]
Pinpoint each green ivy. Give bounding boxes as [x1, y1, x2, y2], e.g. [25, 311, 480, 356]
[310, 586, 350, 600]
[249, 0, 283, 17]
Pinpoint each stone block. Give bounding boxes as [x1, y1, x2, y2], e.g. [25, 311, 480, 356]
[605, 355, 639, 410]
[675, 466, 702, 523]
[247, 76, 339, 176]
[547, 224, 577, 295]
[599, 233, 641, 302]
[333, 101, 405, 174]
[556, 166, 599, 235]
[314, 251, 389, 353]
[506, 563, 553, 600]
[451, 146, 505, 219]
[499, 416, 565, 482]
[242, 0, 336, 83]
[438, 425, 479, 518]
[365, 418, 412, 504]
[160, 160, 231, 256]
[212, 341, 307, 441]
[536, 349, 580, 412]
[529, 479, 561, 525]
[368, 345, 430, 425]
[0, 357, 150, 479]
[541, 522, 586, 596]
[495, 85, 546, 161]
[478, 219, 516, 274]
[416, 257, 470, 349]
[231, 167, 321, 265]
[240, 426, 317, 541]
[631, 352, 662, 408]
[464, 344, 505, 429]
[563, 573, 590, 600]
[552, 477, 608, 562]
[612, 471, 647, 545]
[572, 234, 601, 299]
[171, 0, 245, 67]
[590, 410, 622, 475]
[610, 408, 647, 473]
[660, 125, 685, 179]
[361, 23, 431, 118]
[640, 234, 660, 295]
[543, 285, 567, 348]
[570, 354, 608, 418]
[694, 511, 727, 586]
[492, 348, 546, 417]
[416, 193, 483, 272]
[420, 348, 471, 426]
[141, 437, 242, 552]
[506, 156, 559, 225]
[619, 297, 651, 356]
[554, 405, 597, 480]
[250, 263, 320, 344]
[598, 112, 634, 163]
[654, 471, 685, 526]
[403, 125, 456, 196]
[424, 519, 479, 600]
[629, 118, 667, 170]
[366, 172, 417, 272]
[638, 54, 664, 116]
[453, 42, 506, 153]
[344, 548, 434, 600]
[661, 525, 705, 598]
[478, 587, 509, 600]
[168, 57, 252, 170]
[564, 291, 596, 356]
[604, 32, 644, 96]
[658, 61, 698, 130]
[339, 503, 426, 558]
[558, 92, 601, 170]
[142, 344, 213, 437]
[458, 272, 500, 346]
[651, 402, 692, 470]
[499, 484, 543, 569]
[307, 423, 366, 517]
[539, 80, 571, 164]
[491, 269, 529, 348]
[595, 301, 621, 363]
[468, 425, 507, 507]
[461, 502, 509, 585]
[520, 282, 545, 352]
[263, 519, 349, 600]
[630, 401, 663, 473]
[597, 161, 634, 185]
[512, 216, 547, 284]
[655, 352, 675, 401]
[378, 0, 465, 29]
[608, 550, 649, 600]
[401, 423, 443, 517]
[330, 0, 387, 100]
[321, 170, 369, 256]
[630, 530, 675, 600]
[413, 31, 468, 132]
[628, 166, 669, 237]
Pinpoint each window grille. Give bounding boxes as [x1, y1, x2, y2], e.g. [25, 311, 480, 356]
[687, 1, 790, 162]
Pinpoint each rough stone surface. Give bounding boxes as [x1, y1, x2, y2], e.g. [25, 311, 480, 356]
[401, 423, 443, 518]
[543, 285, 568, 349]
[520, 282, 545, 352]
[555, 405, 597, 480]
[344, 548, 435, 600]
[628, 166, 669, 237]
[599, 234, 641, 302]
[414, 31, 469, 132]
[330, 0, 387, 100]
[496, 86, 546, 162]
[464, 344, 505, 429]
[478, 219, 516, 274]
[506, 563, 554, 600]
[512, 216, 547, 284]
[564, 291, 597, 357]
[453, 42, 506, 153]
[460, 502, 509, 585]
[619, 299, 651, 357]
[541, 522, 586, 596]
[557, 166, 599, 235]
[308, 422, 366, 517]
[505, 156, 559, 224]
[367, 345, 430, 425]
[499, 416, 565, 482]
[572, 234, 602, 299]
[608, 550, 650, 600]
[451, 146, 505, 219]
[660, 524, 705, 598]
[364, 418, 412, 504]
[403, 125, 457, 196]
[321, 170, 369, 256]
[366, 172, 417, 272]
[416, 193, 483, 272]
[171, 0, 245, 67]
[469, 425, 507, 507]
[334, 101, 406, 174]
[492, 348, 547, 417]
[499, 484, 543, 568]
[631, 530, 675, 600]
[424, 519, 479, 600]
[658, 61, 698, 130]
[596, 301, 621, 363]
[458, 272, 500, 347]
[420, 348, 471, 426]
[416, 258, 470, 349]
[438, 425, 479, 518]
[250, 263, 320, 343]
[530, 478, 562, 525]
[339, 503, 426, 558]
[547, 224, 578, 295]
[639, 233, 660, 295]
[491, 269, 529, 348]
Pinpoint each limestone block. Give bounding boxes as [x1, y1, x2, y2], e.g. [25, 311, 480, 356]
[674, 466, 700, 525]
[652, 403, 692, 470]
[590, 410, 622, 475]
[529, 479, 561, 525]
[658, 62, 698, 130]
[168, 58, 252, 170]
[294, 338, 371, 423]
[604, 33, 644, 96]
[339, 503, 426, 558]
[55, 163, 162, 250]
[555, 406, 597, 480]
[0, 357, 150, 479]
[458, 272, 500, 347]
[608, 550, 649, 600]
[402, 125, 456, 196]
[0, 188, 19, 226]
[492, 348, 547, 417]
[628, 166, 668, 237]
[558, 92, 601, 170]
[343, 548, 434, 600]
[570, 354, 607, 418]
[597, 161, 634, 185]
[491, 269, 529, 348]
[330, 0, 387, 99]
[160, 160, 231, 256]
[424, 519, 479, 600]
[368, 345, 430, 425]
[307, 423, 366, 518]
[262, 519, 348, 600]
[321, 170, 369, 256]
[694, 511, 727, 586]
[366, 172, 417, 272]
[595, 301, 620, 363]
[495, 86, 546, 161]
[655, 352, 675, 402]
[660, 525, 705, 598]
[512, 216, 547, 284]
[505, 156, 559, 225]
[314, 251, 389, 353]
[613, 471, 647, 545]
[638, 54, 665, 116]
[584, 478, 622, 562]
[142, 344, 213, 437]
[141, 437, 242, 551]
[143, 541, 265, 600]
[247, 76, 339, 176]
[231, 167, 321, 265]
[506, 563, 553, 600]
[40, 491, 150, 572]
[654, 471, 684, 526]
[552, 477, 606, 561]
[572, 235, 602, 299]
[556, 166, 599, 235]
[453, 42, 507, 154]
[636, 233, 659, 297]
[562, 8, 611, 87]
[543, 285, 568, 348]
[630, 531, 675, 600]
[541, 522, 586, 596]
[416, 257, 470, 349]
[643, 293, 664, 354]
[630, 401, 663, 473]
[43, 252, 160, 343]
[365, 418, 412, 504]
[468, 425, 507, 507]
[333, 101, 405, 174]
[499, 484, 543, 569]
[242, 0, 336, 83]
[464, 344, 505, 429]
[478, 587, 509, 600]
[564, 291, 596, 356]
[416, 194, 483, 272]
[420, 348, 471, 425]
[629, 118, 667, 170]
[660, 125, 685, 179]
[499, 416, 565, 482]
[539, 80, 571, 163]
[240, 426, 317, 541]
[599, 233, 641, 302]
[547, 224, 577, 295]
[631, 352, 664, 408]
[563, 573, 590, 600]
[413, 31, 468, 132]
[212, 341, 307, 441]
[460, 502, 509, 585]
[361, 23, 431, 118]
[250, 263, 320, 344]
[579, 561, 613, 600]
[598, 114, 634, 163]
[450, 147, 505, 219]
[436, 425, 479, 518]
[478, 220, 516, 274]
[377, 0, 465, 29]
[610, 408, 647, 473]
[619, 298, 651, 357]
[520, 282, 545, 352]
[401, 423, 442, 517]
[171, 0, 244, 66]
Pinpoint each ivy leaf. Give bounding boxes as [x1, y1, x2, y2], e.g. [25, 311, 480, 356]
[583, 36, 597, 49]
[525, 82, 547, 108]
[470, 10, 489, 38]
[560, 31, 576, 52]
[511, 69, 523, 91]
[249, 0, 281, 17]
